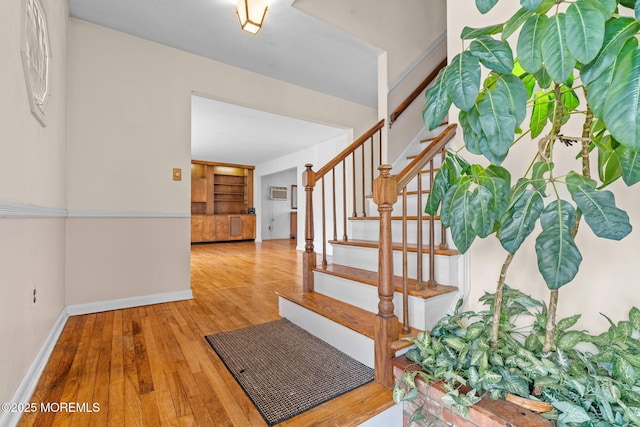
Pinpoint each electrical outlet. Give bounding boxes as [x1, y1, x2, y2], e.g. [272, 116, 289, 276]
[173, 168, 182, 181]
[32, 288, 37, 304]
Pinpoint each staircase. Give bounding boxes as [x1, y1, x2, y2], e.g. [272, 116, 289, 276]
[277, 119, 463, 393]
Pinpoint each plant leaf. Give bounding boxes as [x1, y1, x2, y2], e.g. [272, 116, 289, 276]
[603, 47, 640, 150]
[587, 37, 638, 119]
[541, 14, 576, 83]
[567, 172, 632, 240]
[477, 89, 516, 164]
[517, 14, 548, 73]
[535, 200, 582, 290]
[446, 52, 481, 111]
[470, 36, 514, 74]
[530, 91, 553, 138]
[423, 68, 452, 130]
[425, 167, 450, 215]
[476, 0, 499, 14]
[461, 24, 504, 40]
[520, 0, 542, 11]
[442, 183, 476, 253]
[531, 161, 553, 195]
[616, 144, 640, 185]
[584, 0, 616, 19]
[553, 401, 592, 423]
[503, 8, 534, 41]
[499, 189, 544, 253]
[566, 0, 606, 64]
[496, 74, 528, 126]
[459, 109, 485, 155]
[581, 17, 640, 85]
[470, 184, 496, 238]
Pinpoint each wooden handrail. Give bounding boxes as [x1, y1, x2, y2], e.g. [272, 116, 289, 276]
[389, 58, 447, 126]
[395, 124, 456, 190]
[316, 120, 385, 180]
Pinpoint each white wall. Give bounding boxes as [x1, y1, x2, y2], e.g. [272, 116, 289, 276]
[387, 35, 447, 164]
[447, 0, 640, 334]
[0, 0, 68, 409]
[261, 168, 297, 240]
[65, 18, 377, 305]
[293, 0, 447, 84]
[255, 133, 350, 252]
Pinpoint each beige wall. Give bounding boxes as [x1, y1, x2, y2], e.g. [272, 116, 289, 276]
[447, 0, 640, 334]
[293, 0, 447, 84]
[65, 18, 377, 306]
[0, 0, 68, 404]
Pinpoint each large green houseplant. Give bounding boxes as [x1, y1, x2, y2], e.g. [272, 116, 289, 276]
[394, 0, 640, 424]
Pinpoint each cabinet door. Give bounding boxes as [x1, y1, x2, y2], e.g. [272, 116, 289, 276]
[203, 216, 216, 241]
[242, 215, 256, 240]
[229, 216, 243, 239]
[191, 215, 205, 243]
[214, 215, 230, 241]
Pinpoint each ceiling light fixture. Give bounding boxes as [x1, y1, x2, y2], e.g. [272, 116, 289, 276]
[236, 0, 268, 34]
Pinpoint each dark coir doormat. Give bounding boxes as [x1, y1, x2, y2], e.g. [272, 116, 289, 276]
[205, 319, 374, 426]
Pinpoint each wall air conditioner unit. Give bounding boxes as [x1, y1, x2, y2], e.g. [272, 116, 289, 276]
[269, 186, 288, 201]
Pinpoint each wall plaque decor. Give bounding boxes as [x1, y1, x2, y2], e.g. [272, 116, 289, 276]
[21, 0, 51, 126]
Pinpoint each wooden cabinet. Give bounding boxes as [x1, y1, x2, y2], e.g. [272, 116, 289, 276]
[190, 161, 256, 243]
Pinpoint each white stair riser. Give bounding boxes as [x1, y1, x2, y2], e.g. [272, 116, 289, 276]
[313, 271, 460, 331]
[365, 193, 435, 217]
[349, 219, 443, 244]
[278, 297, 375, 368]
[331, 244, 460, 285]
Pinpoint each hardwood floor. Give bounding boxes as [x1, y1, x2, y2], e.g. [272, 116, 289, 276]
[19, 239, 393, 427]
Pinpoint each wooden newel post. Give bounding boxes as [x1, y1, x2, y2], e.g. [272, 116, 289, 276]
[373, 164, 400, 387]
[302, 164, 316, 293]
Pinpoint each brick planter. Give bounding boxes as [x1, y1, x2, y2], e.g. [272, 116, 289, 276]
[392, 356, 554, 427]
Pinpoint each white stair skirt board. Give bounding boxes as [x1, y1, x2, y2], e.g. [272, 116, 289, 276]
[314, 272, 459, 331]
[66, 290, 193, 316]
[278, 297, 375, 368]
[357, 403, 402, 427]
[0, 309, 69, 427]
[331, 244, 459, 285]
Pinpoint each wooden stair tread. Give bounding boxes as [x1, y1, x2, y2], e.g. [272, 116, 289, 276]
[348, 215, 440, 221]
[277, 290, 424, 344]
[276, 291, 376, 339]
[313, 263, 458, 300]
[328, 239, 459, 256]
[276, 381, 394, 426]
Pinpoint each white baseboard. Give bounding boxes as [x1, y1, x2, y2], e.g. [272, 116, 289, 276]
[66, 290, 193, 316]
[0, 290, 193, 427]
[0, 308, 69, 427]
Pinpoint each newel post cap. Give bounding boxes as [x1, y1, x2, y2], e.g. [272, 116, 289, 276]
[302, 164, 316, 187]
[373, 164, 397, 205]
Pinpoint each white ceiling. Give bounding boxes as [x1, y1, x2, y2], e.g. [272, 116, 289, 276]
[68, 0, 379, 165]
[191, 95, 347, 164]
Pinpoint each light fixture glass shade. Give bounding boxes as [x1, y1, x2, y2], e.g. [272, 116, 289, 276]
[236, 0, 268, 34]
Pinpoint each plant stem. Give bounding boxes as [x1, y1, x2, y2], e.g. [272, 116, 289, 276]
[490, 252, 514, 349]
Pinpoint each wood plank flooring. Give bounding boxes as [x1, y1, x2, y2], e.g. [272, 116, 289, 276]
[18, 239, 393, 427]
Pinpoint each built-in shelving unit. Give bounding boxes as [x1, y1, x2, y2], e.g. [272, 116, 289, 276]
[191, 160, 255, 243]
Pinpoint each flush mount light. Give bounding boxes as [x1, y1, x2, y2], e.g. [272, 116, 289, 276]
[236, 0, 268, 34]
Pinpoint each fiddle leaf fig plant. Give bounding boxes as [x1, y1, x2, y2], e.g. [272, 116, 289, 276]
[424, 0, 639, 351]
